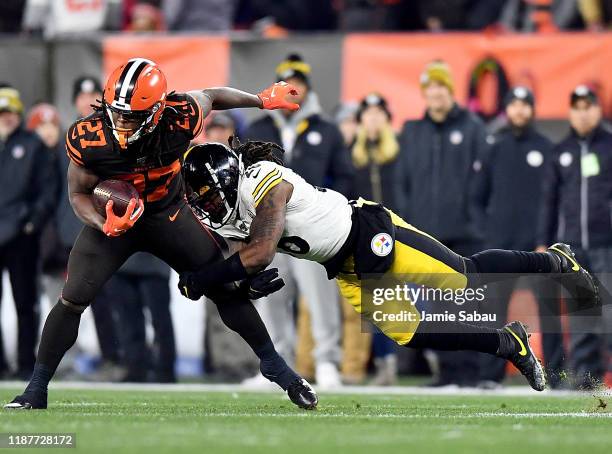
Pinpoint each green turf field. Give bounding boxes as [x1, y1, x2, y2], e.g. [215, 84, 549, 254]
[1, 388, 611, 454]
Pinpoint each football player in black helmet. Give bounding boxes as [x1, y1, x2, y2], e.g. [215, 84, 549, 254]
[180, 139, 602, 393]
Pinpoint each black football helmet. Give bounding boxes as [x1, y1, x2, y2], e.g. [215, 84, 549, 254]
[183, 142, 242, 228]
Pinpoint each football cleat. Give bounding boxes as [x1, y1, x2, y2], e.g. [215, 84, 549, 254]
[547, 243, 600, 309]
[500, 321, 546, 391]
[287, 378, 318, 410]
[4, 392, 47, 410]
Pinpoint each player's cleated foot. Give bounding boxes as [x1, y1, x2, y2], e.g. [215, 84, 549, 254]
[547, 243, 600, 308]
[498, 321, 546, 391]
[287, 378, 318, 410]
[4, 392, 47, 410]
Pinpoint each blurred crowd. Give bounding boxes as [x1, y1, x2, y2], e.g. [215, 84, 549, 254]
[1, 48, 612, 390]
[1, 0, 612, 36]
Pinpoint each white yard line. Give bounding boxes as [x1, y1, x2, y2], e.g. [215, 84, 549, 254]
[0, 381, 608, 398]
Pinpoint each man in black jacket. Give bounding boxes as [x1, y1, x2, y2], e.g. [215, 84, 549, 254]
[397, 60, 489, 386]
[0, 87, 56, 379]
[537, 86, 612, 389]
[474, 87, 564, 387]
[244, 54, 353, 388]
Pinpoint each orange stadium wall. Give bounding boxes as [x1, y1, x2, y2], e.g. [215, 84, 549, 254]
[1, 33, 611, 127]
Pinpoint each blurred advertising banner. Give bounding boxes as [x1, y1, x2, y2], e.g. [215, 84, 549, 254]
[103, 35, 230, 92]
[342, 33, 612, 127]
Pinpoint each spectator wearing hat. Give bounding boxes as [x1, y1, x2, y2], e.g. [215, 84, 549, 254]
[349, 93, 402, 386]
[26, 104, 66, 310]
[473, 87, 564, 387]
[0, 87, 56, 379]
[396, 60, 490, 387]
[537, 85, 612, 389]
[245, 54, 353, 389]
[205, 113, 236, 146]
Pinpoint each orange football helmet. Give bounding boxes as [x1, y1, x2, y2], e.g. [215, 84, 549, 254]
[103, 58, 167, 149]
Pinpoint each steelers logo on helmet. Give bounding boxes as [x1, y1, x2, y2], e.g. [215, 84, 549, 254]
[102, 57, 168, 149]
[371, 233, 393, 257]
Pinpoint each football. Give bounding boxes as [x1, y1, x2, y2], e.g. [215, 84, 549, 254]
[92, 179, 140, 217]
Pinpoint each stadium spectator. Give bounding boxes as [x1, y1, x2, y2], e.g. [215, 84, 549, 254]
[205, 113, 236, 145]
[0, 0, 27, 33]
[106, 256, 175, 383]
[419, 0, 505, 31]
[499, 0, 584, 32]
[162, 0, 237, 32]
[334, 102, 359, 147]
[25, 103, 65, 308]
[473, 87, 565, 388]
[349, 93, 402, 385]
[0, 87, 56, 379]
[537, 85, 612, 389]
[245, 54, 353, 388]
[338, 0, 421, 31]
[578, 0, 612, 30]
[396, 60, 489, 387]
[22, 0, 116, 37]
[126, 2, 166, 32]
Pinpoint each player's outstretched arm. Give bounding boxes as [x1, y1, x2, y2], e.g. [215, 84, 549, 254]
[67, 161, 105, 231]
[188, 82, 299, 118]
[178, 181, 293, 300]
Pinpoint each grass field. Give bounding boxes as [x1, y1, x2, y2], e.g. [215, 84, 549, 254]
[1, 385, 611, 454]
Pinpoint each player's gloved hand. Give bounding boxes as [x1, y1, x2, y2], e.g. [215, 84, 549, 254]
[257, 81, 300, 111]
[178, 271, 204, 301]
[241, 268, 285, 300]
[103, 198, 144, 237]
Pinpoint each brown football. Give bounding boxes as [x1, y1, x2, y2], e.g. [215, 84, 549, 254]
[92, 180, 140, 217]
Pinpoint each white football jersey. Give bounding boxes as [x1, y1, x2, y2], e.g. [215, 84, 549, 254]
[215, 161, 353, 263]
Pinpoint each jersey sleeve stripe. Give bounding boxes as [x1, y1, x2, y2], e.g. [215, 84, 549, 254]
[254, 175, 282, 207]
[65, 131, 82, 158]
[252, 169, 280, 198]
[191, 96, 204, 138]
[66, 148, 84, 166]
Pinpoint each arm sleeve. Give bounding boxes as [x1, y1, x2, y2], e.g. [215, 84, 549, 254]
[536, 150, 560, 246]
[327, 125, 354, 197]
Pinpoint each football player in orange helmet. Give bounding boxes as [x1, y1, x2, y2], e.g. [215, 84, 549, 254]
[7, 58, 317, 411]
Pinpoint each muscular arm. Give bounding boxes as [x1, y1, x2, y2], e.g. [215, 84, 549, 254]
[239, 181, 293, 274]
[188, 88, 263, 119]
[67, 161, 104, 231]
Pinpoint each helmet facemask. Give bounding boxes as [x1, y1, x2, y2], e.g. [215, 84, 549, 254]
[187, 154, 243, 229]
[105, 101, 162, 149]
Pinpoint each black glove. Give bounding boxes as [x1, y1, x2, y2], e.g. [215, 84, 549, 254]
[178, 271, 204, 301]
[241, 268, 285, 300]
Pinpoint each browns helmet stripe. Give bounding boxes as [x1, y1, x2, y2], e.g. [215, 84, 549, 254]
[114, 58, 154, 108]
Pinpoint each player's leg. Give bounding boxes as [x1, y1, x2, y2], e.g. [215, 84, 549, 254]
[389, 218, 546, 390]
[141, 203, 317, 408]
[6, 226, 135, 409]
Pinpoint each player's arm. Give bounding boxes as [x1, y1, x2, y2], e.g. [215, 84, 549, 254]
[178, 181, 293, 299]
[67, 160, 105, 231]
[239, 181, 293, 272]
[188, 82, 299, 118]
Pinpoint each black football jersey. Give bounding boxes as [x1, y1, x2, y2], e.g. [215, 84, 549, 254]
[66, 92, 204, 211]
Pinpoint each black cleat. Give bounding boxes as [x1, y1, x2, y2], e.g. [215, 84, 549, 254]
[4, 392, 47, 410]
[287, 378, 318, 410]
[547, 243, 600, 308]
[500, 321, 546, 391]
